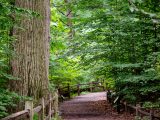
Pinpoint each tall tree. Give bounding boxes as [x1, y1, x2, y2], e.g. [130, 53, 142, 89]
[10, 0, 50, 99]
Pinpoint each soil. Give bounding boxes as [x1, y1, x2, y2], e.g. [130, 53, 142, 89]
[59, 92, 134, 120]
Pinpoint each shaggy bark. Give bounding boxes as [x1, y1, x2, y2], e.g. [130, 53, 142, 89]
[10, 0, 50, 99]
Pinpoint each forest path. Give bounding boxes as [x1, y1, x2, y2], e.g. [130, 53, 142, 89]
[59, 92, 134, 120]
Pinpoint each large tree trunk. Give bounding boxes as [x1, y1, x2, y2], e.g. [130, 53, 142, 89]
[10, 0, 50, 99]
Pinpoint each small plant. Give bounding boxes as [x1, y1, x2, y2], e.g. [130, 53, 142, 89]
[81, 91, 90, 95]
[0, 89, 23, 119]
[33, 113, 38, 120]
[52, 113, 62, 120]
[135, 116, 150, 120]
[142, 116, 150, 120]
[135, 116, 141, 120]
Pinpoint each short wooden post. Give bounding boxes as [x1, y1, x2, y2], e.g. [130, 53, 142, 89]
[107, 90, 111, 103]
[48, 94, 52, 120]
[150, 109, 154, 120]
[136, 104, 140, 117]
[25, 101, 33, 120]
[102, 85, 105, 91]
[77, 84, 80, 96]
[116, 97, 120, 114]
[90, 82, 93, 92]
[105, 82, 108, 90]
[40, 98, 45, 120]
[67, 83, 70, 99]
[124, 102, 127, 112]
[53, 90, 59, 116]
[124, 102, 128, 118]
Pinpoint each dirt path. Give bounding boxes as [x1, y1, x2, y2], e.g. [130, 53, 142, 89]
[59, 92, 134, 120]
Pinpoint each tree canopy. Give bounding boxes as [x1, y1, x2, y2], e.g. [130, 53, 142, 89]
[0, 0, 160, 118]
[51, 0, 160, 107]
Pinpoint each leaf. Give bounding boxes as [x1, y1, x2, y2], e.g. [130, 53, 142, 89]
[129, 7, 134, 12]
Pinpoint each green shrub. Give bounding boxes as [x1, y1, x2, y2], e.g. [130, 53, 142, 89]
[0, 89, 22, 118]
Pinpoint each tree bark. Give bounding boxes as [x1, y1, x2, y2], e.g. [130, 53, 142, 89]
[10, 0, 50, 99]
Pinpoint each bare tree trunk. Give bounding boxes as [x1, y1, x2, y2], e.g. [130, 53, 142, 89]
[10, 0, 50, 100]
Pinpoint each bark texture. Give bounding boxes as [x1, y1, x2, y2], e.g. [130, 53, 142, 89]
[10, 0, 50, 99]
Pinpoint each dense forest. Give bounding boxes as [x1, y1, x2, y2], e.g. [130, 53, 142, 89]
[0, 0, 160, 119]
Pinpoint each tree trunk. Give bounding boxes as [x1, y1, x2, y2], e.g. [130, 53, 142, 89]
[10, 0, 50, 99]
[65, 0, 74, 39]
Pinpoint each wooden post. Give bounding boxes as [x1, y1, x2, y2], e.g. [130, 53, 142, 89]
[102, 85, 105, 91]
[25, 101, 33, 120]
[124, 102, 127, 112]
[90, 82, 93, 92]
[136, 105, 139, 117]
[40, 98, 45, 120]
[53, 90, 58, 115]
[150, 109, 154, 120]
[124, 102, 127, 118]
[67, 83, 70, 99]
[105, 82, 108, 90]
[48, 94, 52, 120]
[77, 84, 80, 96]
[107, 90, 111, 103]
[116, 97, 120, 114]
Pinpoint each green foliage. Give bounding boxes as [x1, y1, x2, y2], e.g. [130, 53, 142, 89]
[0, 0, 14, 86]
[0, 89, 23, 118]
[51, 0, 160, 108]
[0, 0, 159, 118]
[33, 113, 39, 120]
[49, 4, 98, 88]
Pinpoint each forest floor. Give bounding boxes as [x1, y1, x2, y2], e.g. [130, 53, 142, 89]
[59, 92, 134, 120]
